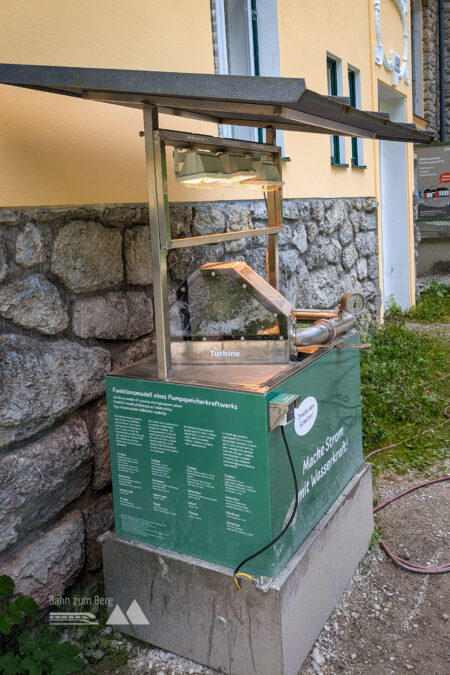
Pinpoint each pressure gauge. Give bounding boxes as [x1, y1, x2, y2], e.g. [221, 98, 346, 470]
[340, 292, 365, 315]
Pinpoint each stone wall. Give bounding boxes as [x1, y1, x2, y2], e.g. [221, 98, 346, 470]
[445, 0, 450, 136]
[0, 197, 379, 608]
[422, 0, 450, 139]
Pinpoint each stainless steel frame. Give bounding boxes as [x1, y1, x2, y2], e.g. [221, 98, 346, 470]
[171, 340, 290, 366]
[110, 331, 358, 394]
[265, 128, 281, 288]
[143, 106, 283, 380]
[159, 129, 279, 154]
[143, 106, 171, 380]
[0, 63, 431, 381]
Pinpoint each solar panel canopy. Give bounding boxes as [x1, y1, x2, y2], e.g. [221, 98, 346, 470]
[0, 64, 433, 143]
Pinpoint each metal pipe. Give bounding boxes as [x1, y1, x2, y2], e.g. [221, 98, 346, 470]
[295, 313, 354, 346]
[295, 321, 334, 346]
[331, 312, 356, 334]
[439, 0, 446, 141]
[293, 309, 339, 320]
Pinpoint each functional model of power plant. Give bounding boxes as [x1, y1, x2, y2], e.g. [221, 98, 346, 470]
[0, 63, 432, 675]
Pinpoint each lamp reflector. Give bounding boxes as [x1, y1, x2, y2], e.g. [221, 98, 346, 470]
[246, 159, 284, 192]
[175, 149, 228, 189]
[219, 153, 257, 186]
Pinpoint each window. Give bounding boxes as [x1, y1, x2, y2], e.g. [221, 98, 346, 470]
[215, 0, 256, 141]
[348, 67, 365, 168]
[327, 56, 347, 167]
[214, 0, 284, 150]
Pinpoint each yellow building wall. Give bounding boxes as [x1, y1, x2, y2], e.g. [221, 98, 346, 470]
[0, 0, 217, 206]
[279, 0, 375, 199]
[0, 0, 418, 238]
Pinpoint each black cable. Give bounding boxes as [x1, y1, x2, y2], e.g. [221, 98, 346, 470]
[233, 426, 299, 586]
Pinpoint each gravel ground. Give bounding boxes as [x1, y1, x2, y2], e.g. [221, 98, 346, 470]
[122, 462, 449, 675]
[404, 322, 449, 340]
[127, 649, 216, 674]
[299, 463, 449, 675]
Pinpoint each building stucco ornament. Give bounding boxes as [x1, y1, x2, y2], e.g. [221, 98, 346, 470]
[374, 0, 410, 86]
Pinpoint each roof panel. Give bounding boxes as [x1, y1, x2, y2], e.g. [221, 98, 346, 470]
[0, 64, 433, 143]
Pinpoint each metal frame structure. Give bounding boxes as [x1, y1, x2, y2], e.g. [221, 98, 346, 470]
[0, 64, 434, 380]
[142, 110, 283, 379]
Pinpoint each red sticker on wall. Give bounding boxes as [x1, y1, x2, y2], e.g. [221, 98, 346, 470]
[439, 172, 450, 183]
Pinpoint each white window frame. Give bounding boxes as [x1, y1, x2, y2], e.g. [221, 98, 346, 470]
[214, 0, 284, 151]
[215, 0, 257, 141]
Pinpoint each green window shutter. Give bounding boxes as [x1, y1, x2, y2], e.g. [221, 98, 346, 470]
[348, 69, 359, 167]
[327, 58, 338, 95]
[327, 59, 340, 165]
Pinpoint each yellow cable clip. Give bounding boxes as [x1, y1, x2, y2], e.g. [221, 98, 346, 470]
[233, 572, 253, 590]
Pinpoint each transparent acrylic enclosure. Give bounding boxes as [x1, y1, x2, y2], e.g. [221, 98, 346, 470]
[169, 262, 293, 342]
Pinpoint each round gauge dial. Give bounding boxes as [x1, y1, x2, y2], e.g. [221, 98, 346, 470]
[341, 292, 365, 315]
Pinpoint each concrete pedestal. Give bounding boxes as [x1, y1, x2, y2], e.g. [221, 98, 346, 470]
[101, 463, 373, 675]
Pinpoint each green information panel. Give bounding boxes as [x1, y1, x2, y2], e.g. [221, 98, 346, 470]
[267, 342, 364, 574]
[105, 379, 272, 571]
[106, 342, 364, 577]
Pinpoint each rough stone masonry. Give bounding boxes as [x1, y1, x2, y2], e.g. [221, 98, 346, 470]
[0, 197, 380, 608]
[421, 0, 450, 139]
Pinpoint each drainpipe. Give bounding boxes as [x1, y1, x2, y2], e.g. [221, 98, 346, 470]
[439, 0, 446, 141]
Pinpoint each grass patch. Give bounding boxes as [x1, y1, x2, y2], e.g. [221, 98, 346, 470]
[360, 321, 449, 475]
[369, 527, 383, 551]
[386, 281, 450, 323]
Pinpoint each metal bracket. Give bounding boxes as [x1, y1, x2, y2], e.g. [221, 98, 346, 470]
[268, 393, 301, 430]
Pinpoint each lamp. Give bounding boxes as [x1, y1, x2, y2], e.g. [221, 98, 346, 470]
[219, 153, 257, 186]
[174, 149, 282, 192]
[246, 159, 284, 192]
[174, 149, 228, 189]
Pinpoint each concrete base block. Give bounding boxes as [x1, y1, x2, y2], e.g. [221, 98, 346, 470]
[101, 463, 373, 675]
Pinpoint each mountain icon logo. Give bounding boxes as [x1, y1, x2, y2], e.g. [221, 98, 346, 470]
[106, 599, 149, 626]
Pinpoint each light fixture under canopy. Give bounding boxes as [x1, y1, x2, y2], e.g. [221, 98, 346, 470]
[246, 159, 284, 192]
[219, 152, 257, 186]
[174, 149, 228, 189]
